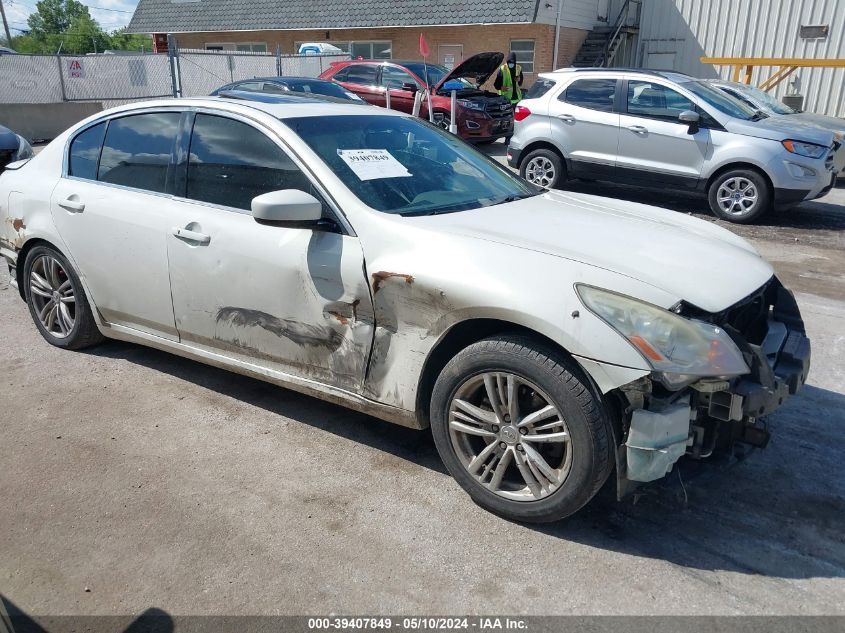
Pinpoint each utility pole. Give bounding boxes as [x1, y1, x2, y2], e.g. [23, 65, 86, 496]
[553, 0, 567, 71]
[0, 0, 13, 47]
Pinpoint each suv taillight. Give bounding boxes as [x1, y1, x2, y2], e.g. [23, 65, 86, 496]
[514, 105, 531, 122]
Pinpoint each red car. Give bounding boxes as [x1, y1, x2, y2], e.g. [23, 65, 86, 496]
[319, 52, 514, 143]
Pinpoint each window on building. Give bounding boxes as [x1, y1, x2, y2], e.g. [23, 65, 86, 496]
[351, 41, 392, 59]
[69, 122, 106, 181]
[236, 43, 267, 53]
[561, 78, 617, 112]
[186, 114, 315, 211]
[510, 40, 535, 74]
[98, 112, 180, 194]
[627, 80, 695, 121]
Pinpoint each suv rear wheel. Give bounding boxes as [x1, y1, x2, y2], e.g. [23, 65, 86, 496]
[520, 148, 564, 189]
[708, 168, 772, 223]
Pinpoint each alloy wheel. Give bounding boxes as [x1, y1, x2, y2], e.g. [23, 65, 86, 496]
[29, 255, 76, 339]
[447, 372, 573, 501]
[524, 157, 556, 188]
[717, 176, 759, 216]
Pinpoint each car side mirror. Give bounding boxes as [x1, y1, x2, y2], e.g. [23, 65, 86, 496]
[251, 190, 323, 225]
[401, 82, 419, 93]
[679, 110, 700, 134]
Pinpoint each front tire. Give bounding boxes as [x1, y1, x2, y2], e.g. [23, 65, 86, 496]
[430, 335, 612, 523]
[707, 168, 772, 223]
[24, 245, 104, 350]
[520, 148, 564, 189]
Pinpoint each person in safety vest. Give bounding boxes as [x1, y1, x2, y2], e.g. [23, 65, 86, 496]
[494, 51, 524, 105]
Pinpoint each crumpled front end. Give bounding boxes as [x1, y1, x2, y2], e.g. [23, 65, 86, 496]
[612, 277, 811, 491]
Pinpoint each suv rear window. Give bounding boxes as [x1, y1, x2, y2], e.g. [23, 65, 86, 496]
[560, 78, 617, 112]
[524, 78, 557, 100]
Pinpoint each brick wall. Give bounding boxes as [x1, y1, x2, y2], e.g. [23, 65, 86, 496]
[173, 23, 589, 84]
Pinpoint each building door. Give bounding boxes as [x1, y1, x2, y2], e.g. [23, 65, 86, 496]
[439, 45, 463, 71]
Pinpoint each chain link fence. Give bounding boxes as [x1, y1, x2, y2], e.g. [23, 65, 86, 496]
[0, 48, 350, 105]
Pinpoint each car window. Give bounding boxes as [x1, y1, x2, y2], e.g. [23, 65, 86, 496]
[381, 66, 416, 90]
[344, 64, 378, 86]
[627, 80, 695, 121]
[234, 81, 264, 92]
[262, 82, 288, 94]
[98, 112, 180, 194]
[561, 78, 616, 112]
[186, 114, 315, 211]
[525, 78, 557, 100]
[331, 67, 350, 82]
[68, 122, 106, 180]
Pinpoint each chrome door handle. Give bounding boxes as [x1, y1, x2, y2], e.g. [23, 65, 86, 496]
[557, 114, 576, 122]
[58, 197, 85, 213]
[627, 125, 647, 134]
[172, 227, 211, 245]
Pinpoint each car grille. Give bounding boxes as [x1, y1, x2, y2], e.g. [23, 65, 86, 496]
[485, 101, 513, 119]
[0, 149, 14, 170]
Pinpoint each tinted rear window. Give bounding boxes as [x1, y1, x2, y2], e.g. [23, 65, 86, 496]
[98, 112, 179, 193]
[524, 78, 557, 100]
[561, 78, 617, 112]
[69, 122, 105, 180]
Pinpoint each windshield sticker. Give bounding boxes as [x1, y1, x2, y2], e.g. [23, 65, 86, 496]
[338, 149, 412, 181]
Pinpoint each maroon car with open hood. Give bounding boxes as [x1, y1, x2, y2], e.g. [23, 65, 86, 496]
[320, 51, 514, 142]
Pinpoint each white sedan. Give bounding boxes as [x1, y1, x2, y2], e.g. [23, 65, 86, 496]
[0, 96, 810, 522]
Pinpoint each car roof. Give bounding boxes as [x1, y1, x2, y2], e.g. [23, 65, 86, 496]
[542, 67, 694, 81]
[93, 96, 402, 121]
[230, 76, 334, 83]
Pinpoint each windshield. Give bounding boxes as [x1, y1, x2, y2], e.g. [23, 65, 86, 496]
[684, 81, 761, 120]
[732, 83, 797, 115]
[283, 115, 540, 216]
[400, 63, 473, 89]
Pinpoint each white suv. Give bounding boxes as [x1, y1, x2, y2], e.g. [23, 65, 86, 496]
[508, 69, 840, 223]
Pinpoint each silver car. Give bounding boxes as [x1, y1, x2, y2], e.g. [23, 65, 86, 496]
[508, 69, 839, 223]
[705, 78, 845, 176]
[0, 97, 811, 522]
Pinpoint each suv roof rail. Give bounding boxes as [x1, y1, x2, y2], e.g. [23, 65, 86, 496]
[552, 67, 694, 79]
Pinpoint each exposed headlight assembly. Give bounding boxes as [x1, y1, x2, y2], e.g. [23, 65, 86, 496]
[576, 285, 750, 390]
[782, 139, 828, 159]
[457, 99, 484, 111]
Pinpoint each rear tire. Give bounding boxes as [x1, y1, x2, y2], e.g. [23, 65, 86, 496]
[430, 335, 612, 523]
[707, 168, 772, 223]
[520, 148, 565, 189]
[23, 245, 104, 350]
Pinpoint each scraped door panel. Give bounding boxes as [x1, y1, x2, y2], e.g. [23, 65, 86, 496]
[167, 206, 373, 393]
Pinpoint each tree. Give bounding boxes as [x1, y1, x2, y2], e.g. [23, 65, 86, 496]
[26, 0, 91, 38]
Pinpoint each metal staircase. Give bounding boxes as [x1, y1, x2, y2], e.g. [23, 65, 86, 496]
[573, 0, 640, 68]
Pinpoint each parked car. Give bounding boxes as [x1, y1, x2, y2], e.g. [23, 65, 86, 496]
[0, 46, 17, 55]
[0, 124, 33, 170]
[0, 98, 810, 522]
[215, 89, 370, 108]
[320, 53, 514, 143]
[705, 78, 845, 176]
[211, 76, 366, 104]
[509, 68, 839, 223]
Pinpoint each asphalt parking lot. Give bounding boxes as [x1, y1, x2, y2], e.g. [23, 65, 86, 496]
[1, 142, 843, 617]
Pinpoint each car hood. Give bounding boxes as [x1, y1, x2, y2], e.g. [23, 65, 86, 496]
[725, 115, 835, 146]
[787, 112, 845, 138]
[418, 191, 773, 313]
[434, 51, 503, 90]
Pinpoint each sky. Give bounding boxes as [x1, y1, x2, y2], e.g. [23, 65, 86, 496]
[3, 0, 140, 34]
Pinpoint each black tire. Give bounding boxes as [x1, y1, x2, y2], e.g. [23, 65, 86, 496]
[430, 335, 613, 523]
[519, 148, 565, 189]
[23, 245, 104, 350]
[707, 168, 772, 223]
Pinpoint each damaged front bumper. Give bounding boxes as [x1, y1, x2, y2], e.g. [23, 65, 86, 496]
[615, 277, 811, 490]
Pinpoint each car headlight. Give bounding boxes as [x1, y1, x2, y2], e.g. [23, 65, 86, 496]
[457, 99, 484, 111]
[782, 139, 828, 159]
[14, 134, 33, 161]
[576, 285, 750, 389]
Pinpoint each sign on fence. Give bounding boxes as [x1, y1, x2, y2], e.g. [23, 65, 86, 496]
[67, 59, 85, 79]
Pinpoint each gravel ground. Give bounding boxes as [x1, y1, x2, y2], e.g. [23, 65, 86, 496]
[1, 144, 843, 618]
